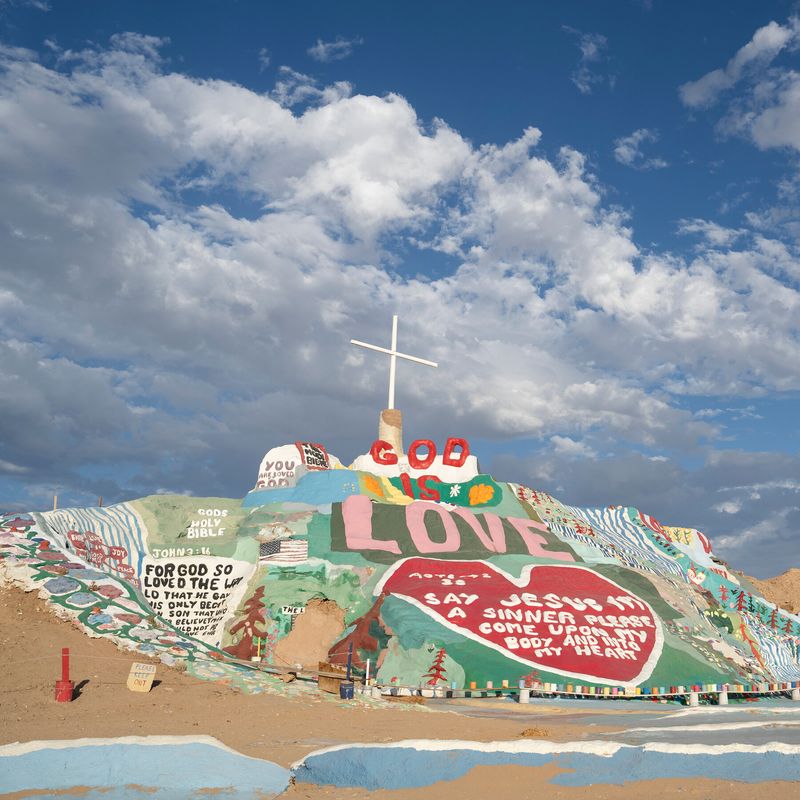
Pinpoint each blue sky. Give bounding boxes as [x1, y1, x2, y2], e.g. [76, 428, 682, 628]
[0, 0, 798, 576]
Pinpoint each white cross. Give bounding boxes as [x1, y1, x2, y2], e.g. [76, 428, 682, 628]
[350, 315, 438, 409]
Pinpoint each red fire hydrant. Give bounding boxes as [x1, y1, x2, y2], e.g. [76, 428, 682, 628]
[54, 647, 74, 702]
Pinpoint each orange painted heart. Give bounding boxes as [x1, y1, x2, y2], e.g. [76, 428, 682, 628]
[376, 557, 663, 684]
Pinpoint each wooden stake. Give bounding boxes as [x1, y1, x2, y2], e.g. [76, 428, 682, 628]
[53, 494, 58, 511]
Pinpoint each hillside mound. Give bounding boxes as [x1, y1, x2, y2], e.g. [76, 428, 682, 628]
[750, 569, 800, 615]
[2, 436, 798, 694]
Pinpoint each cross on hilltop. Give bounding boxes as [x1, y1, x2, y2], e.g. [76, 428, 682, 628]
[350, 315, 438, 454]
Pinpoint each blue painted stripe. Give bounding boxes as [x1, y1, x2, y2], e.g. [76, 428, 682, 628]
[296, 743, 800, 790]
[243, 470, 361, 508]
[0, 739, 289, 797]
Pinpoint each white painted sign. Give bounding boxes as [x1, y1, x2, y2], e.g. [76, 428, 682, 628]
[141, 556, 254, 645]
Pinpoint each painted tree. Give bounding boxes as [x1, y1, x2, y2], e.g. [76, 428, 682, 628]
[521, 669, 541, 688]
[719, 584, 729, 605]
[769, 607, 779, 629]
[784, 617, 795, 636]
[329, 595, 387, 671]
[223, 586, 267, 660]
[423, 647, 447, 686]
[735, 589, 747, 613]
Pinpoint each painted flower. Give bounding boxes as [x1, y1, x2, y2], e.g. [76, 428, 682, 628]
[468, 483, 495, 506]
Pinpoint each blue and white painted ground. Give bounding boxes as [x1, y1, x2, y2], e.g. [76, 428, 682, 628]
[0, 735, 290, 799]
[6, 703, 800, 795]
[295, 700, 800, 790]
[294, 738, 800, 790]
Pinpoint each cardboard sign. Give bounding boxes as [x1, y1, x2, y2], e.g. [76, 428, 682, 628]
[127, 661, 156, 693]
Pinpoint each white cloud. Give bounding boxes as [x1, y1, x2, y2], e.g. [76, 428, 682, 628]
[563, 27, 611, 94]
[258, 47, 270, 71]
[678, 218, 744, 247]
[679, 19, 799, 108]
[679, 15, 800, 185]
[613, 128, 668, 170]
[550, 436, 597, 459]
[307, 36, 363, 63]
[0, 458, 30, 474]
[0, 34, 797, 578]
[0, 0, 51, 11]
[270, 65, 352, 107]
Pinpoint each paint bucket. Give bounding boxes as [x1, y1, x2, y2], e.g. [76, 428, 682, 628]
[339, 682, 354, 700]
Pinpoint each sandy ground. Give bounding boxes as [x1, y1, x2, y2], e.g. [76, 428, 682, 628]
[1, 582, 797, 799]
[750, 568, 800, 614]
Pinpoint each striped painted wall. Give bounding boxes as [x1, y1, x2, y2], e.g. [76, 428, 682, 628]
[38, 502, 149, 580]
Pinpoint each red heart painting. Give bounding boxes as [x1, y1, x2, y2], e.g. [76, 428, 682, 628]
[376, 557, 663, 684]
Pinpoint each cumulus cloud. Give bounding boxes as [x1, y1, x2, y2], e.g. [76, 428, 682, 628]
[550, 436, 597, 460]
[563, 26, 612, 94]
[307, 35, 363, 63]
[0, 34, 798, 574]
[613, 128, 668, 170]
[679, 16, 800, 165]
[258, 47, 271, 71]
[679, 19, 798, 108]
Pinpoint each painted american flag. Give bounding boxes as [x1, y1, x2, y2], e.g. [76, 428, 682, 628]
[258, 538, 309, 564]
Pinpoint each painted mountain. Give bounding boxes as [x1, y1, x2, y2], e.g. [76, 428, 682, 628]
[2, 436, 798, 692]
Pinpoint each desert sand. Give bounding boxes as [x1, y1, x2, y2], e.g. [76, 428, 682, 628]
[750, 568, 800, 614]
[1, 581, 798, 799]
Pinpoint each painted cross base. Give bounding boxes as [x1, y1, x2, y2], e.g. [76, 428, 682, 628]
[379, 408, 404, 456]
[718, 689, 728, 705]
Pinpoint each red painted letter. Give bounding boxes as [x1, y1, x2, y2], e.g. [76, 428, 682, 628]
[370, 439, 398, 465]
[399, 472, 415, 498]
[408, 439, 436, 469]
[417, 475, 442, 502]
[442, 437, 469, 467]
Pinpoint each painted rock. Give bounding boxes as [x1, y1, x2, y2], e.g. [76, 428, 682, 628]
[43, 576, 80, 595]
